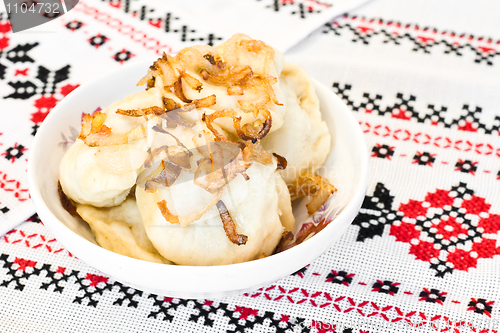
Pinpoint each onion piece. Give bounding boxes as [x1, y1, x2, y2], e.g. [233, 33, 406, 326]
[157, 199, 180, 224]
[154, 53, 177, 87]
[227, 86, 244, 95]
[78, 111, 106, 140]
[202, 109, 237, 142]
[78, 111, 147, 147]
[191, 94, 216, 109]
[201, 65, 253, 86]
[274, 218, 331, 253]
[216, 200, 247, 245]
[145, 161, 181, 190]
[157, 192, 223, 227]
[180, 70, 203, 92]
[116, 106, 165, 117]
[272, 153, 287, 170]
[193, 154, 249, 194]
[83, 124, 146, 147]
[234, 109, 272, 141]
[174, 77, 192, 103]
[288, 173, 337, 214]
[152, 125, 193, 160]
[136, 69, 156, 88]
[242, 141, 273, 165]
[163, 97, 180, 111]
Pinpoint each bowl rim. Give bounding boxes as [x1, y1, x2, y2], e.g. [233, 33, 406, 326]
[28, 58, 369, 296]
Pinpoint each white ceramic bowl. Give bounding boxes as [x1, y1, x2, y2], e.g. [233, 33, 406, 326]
[28, 59, 369, 299]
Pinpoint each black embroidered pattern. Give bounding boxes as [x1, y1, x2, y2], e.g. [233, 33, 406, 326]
[413, 152, 436, 166]
[455, 159, 478, 175]
[112, 283, 143, 308]
[323, 17, 500, 65]
[259, 0, 332, 19]
[372, 280, 399, 295]
[419, 288, 446, 304]
[0, 254, 40, 291]
[2, 144, 26, 163]
[325, 270, 354, 286]
[292, 265, 309, 278]
[467, 298, 494, 316]
[332, 83, 500, 135]
[5, 65, 70, 99]
[112, 49, 135, 64]
[88, 34, 109, 49]
[371, 144, 394, 159]
[65, 20, 84, 31]
[352, 183, 402, 242]
[99, 0, 224, 45]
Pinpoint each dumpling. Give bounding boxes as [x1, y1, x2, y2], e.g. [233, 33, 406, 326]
[59, 88, 163, 207]
[141, 33, 288, 139]
[136, 159, 285, 266]
[134, 117, 291, 265]
[261, 63, 331, 185]
[76, 197, 171, 264]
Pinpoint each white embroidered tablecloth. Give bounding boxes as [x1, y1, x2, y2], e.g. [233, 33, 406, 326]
[0, 0, 499, 332]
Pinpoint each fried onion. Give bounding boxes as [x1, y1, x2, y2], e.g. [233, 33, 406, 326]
[116, 106, 165, 117]
[174, 77, 192, 103]
[216, 200, 248, 245]
[180, 70, 203, 92]
[234, 109, 272, 141]
[154, 53, 177, 87]
[242, 141, 273, 165]
[141, 160, 182, 192]
[157, 192, 223, 226]
[288, 173, 337, 214]
[157, 199, 180, 224]
[78, 111, 146, 147]
[272, 153, 287, 170]
[193, 153, 249, 194]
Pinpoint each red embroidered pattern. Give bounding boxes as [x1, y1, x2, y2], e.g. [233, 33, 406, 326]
[392, 183, 500, 277]
[74, 1, 174, 54]
[0, 171, 30, 202]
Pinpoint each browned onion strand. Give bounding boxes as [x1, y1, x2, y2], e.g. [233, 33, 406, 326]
[143, 146, 168, 168]
[155, 52, 177, 88]
[242, 141, 273, 165]
[288, 173, 337, 215]
[272, 153, 287, 170]
[166, 145, 191, 169]
[234, 109, 272, 141]
[163, 97, 180, 111]
[79, 110, 149, 147]
[216, 200, 247, 245]
[202, 109, 238, 143]
[152, 125, 193, 159]
[193, 153, 249, 194]
[180, 71, 203, 92]
[157, 199, 180, 224]
[116, 106, 165, 118]
[274, 218, 331, 253]
[174, 77, 192, 103]
[146, 161, 181, 189]
[202, 65, 254, 86]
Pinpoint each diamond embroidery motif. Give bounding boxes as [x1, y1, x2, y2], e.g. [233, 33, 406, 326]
[391, 182, 500, 277]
